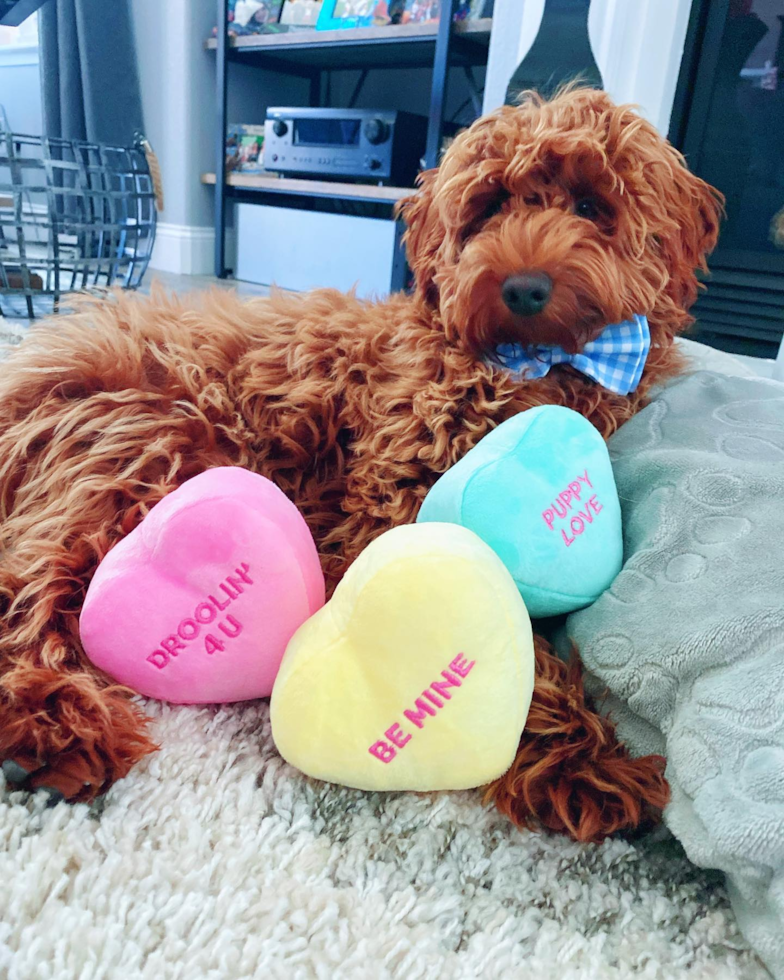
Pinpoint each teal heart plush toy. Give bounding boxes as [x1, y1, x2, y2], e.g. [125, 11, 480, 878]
[417, 406, 623, 618]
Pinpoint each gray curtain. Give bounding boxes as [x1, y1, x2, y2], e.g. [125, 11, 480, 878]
[39, 0, 144, 146]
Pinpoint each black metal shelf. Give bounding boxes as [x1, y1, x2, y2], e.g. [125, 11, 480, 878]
[207, 0, 487, 278]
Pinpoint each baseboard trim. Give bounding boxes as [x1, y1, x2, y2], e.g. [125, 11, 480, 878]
[150, 223, 215, 276]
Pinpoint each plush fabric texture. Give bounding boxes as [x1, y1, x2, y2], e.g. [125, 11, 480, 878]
[493, 314, 651, 396]
[0, 698, 770, 980]
[271, 523, 534, 791]
[417, 406, 623, 617]
[80, 467, 325, 703]
[567, 371, 784, 980]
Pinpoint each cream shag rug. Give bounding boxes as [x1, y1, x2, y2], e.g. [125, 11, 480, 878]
[0, 699, 770, 980]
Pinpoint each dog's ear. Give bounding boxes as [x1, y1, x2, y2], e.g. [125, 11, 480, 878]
[396, 168, 443, 306]
[667, 155, 723, 269]
[647, 147, 724, 309]
[396, 105, 517, 308]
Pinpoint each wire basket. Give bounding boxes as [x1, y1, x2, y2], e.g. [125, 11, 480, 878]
[0, 127, 157, 319]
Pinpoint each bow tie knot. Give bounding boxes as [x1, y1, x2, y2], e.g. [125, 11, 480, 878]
[492, 315, 651, 396]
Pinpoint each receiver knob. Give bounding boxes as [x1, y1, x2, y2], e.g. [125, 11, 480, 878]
[364, 117, 390, 145]
[272, 119, 288, 137]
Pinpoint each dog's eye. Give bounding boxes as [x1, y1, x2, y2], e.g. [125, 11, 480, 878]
[482, 193, 509, 221]
[461, 190, 510, 243]
[524, 194, 543, 207]
[574, 197, 600, 220]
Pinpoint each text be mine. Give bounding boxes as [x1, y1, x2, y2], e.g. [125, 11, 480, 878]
[368, 654, 476, 764]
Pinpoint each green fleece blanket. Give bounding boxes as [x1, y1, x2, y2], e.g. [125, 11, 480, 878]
[567, 372, 784, 980]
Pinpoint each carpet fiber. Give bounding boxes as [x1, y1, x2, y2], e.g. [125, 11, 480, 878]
[0, 699, 770, 979]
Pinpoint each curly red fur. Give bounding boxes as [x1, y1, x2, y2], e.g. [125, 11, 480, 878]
[0, 88, 721, 837]
[485, 638, 669, 841]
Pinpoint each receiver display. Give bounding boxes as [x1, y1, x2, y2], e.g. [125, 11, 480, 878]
[294, 119, 361, 146]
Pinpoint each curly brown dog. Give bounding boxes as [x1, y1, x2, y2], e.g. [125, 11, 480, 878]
[0, 88, 722, 839]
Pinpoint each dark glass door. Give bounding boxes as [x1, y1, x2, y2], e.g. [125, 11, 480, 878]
[672, 0, 784, 357]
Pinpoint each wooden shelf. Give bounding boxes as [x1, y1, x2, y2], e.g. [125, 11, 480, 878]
[201, 172, 413, 204]
[204, 19, 492, 69]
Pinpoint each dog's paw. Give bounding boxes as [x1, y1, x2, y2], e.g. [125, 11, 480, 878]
[1, 752, 95, 804]
[2, 757, 69, 806]
[0, 665, 159, 804]
[1, 758, 30, 785]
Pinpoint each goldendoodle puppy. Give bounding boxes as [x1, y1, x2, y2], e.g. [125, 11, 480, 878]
[0, 88, 721, 839]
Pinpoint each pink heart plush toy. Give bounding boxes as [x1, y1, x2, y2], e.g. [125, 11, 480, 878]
[80, 467, 325, 703]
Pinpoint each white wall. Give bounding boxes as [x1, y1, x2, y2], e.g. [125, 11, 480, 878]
[131, 0, 212, 272]
[484, 0, 694, 135]
[0, 54, 41, 135]
[0, 38, 41, 135]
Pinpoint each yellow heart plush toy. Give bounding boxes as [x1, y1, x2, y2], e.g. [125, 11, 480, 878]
[270, 523, 535, 792]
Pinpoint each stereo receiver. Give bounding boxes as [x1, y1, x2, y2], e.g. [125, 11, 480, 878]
[263, 107, 429, 185]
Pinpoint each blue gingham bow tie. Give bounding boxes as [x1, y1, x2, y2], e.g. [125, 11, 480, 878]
[492, 314, 651, 396]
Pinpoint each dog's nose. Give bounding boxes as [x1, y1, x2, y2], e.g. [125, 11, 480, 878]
[501, 272, 552, 317]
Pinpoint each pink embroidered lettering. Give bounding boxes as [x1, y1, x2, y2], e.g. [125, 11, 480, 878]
[588, 494, 603, 515]
[178, 618, 200, 641]
[576, 505, 594, 526]
[161, 635, 185, 656]
[544, 474, 604, 548]
[195, 602, 217, 624]
[369, 741, 396, 763]
[218, 615, 242, 638]
[204, 633, 225, 655]
[450, 654, 475, 678]
[369, 656, 477, 764]
[431, 674, 461, 699]
[423, 689, 444, 708]
[226, 575, 247, 595]
[145, 559, 254, 668]
[386, 724, 411, 749]
[404, 698, 438, 729]
[578, 468, 593, 489]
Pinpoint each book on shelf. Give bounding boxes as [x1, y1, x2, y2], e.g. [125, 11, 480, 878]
[226, 125, 266, 175]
